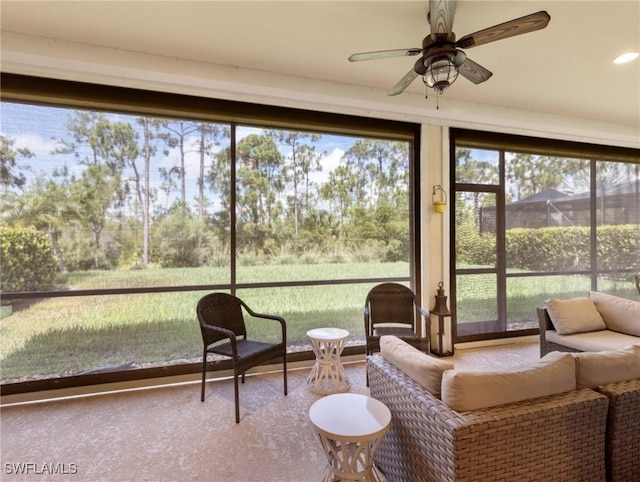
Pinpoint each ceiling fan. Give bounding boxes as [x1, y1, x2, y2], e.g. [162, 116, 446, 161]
[348, 0, 550, 96]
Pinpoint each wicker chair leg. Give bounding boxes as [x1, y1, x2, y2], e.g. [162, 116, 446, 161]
[200, 349, 207, 402]
[283, 354, 288, 396]
[234, 371, 240, 424]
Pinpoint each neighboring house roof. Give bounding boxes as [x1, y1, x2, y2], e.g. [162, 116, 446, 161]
[507, 181, 640, 209]
[561, 180, 640, 202]
[507, 189, 569, 206]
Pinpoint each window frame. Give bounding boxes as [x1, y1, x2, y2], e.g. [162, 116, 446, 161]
[0, 73, 422, 396]
[450, 128, 640, 343]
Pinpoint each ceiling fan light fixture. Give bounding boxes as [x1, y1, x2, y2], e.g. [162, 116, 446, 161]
[423, 53, 459, 93]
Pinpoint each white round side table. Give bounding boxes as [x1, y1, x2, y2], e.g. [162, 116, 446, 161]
[306, 327, 350, 395]
[309, 393, 391, 481]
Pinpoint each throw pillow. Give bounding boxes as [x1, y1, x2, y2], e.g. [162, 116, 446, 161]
[545, 296, 606, 335]
[589, 291, 640, 336]
[379, 335, 453, 397]
[441, 352, 576, 411]
[574, 345, 640, 389]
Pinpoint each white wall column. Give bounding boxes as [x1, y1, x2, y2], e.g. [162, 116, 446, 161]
[420, 124, 454, 352]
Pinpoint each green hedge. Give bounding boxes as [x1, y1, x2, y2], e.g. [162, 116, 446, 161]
[460, 225, 639, 272]
[506, 227, 590, 271]
[596, 225, 640, 271]
[0, 226, 57, 293]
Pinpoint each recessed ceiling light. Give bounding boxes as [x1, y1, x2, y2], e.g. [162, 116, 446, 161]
[613, 52, 639, 64]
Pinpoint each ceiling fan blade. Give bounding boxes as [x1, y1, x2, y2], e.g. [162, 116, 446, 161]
[456, 11, 550, 49]
[349, 48, 421, 62]
[388, 69, 420, 96]
[458, 58, 493, 84]
[429, 0, 456, 41]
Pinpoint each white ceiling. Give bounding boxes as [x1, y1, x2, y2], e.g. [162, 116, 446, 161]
[1, 1, 639, 129]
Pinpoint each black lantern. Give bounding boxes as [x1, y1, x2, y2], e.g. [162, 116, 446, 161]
[430, 282, 454, 357]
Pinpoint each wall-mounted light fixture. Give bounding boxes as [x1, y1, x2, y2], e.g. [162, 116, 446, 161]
[432, 185, 447, 213]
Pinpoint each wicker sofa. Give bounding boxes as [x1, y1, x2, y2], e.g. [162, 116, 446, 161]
[367, 354, 609, 482]
[538, 292, 640, 357]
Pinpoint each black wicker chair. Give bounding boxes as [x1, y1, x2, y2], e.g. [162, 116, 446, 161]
[197, 293, 287, 423]
[364, 283, 430, 356]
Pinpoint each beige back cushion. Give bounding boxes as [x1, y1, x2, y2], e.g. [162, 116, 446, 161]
[589, 291, 640, 336]
[379, 335, 453, 397]
[544, 296, 606, 335]
[574, 345, 640, 389]
[441, 352, 576, 411]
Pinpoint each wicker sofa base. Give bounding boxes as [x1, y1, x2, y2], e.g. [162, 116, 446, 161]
[367, 355, 609, 482]
[540, 339, 583, 356]
[596, 379, 640, 482]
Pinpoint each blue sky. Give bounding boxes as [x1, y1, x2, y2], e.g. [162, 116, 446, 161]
[1, 101, 364, 210]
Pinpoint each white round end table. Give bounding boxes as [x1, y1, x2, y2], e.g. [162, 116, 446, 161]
[306, 327, 350, 395]
[309, 393, 391, 481]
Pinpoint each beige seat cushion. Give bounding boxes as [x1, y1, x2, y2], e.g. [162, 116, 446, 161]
[546, 329, 639, 352]
[379, 335, 453, 397]
[590, 291, 640, 336]
[574, 345, 640, 389]
[545, 297, 606, 335]
[441, 352, 576, 411]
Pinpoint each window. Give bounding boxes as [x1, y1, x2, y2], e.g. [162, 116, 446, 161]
[452, 129, 640, 341]
[0, 74, 420, 392]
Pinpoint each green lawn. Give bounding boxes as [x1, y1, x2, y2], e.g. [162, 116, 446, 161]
[456, 271, 637, 324]
[1, 264, 637, 382]
[0, 263, 407, 381]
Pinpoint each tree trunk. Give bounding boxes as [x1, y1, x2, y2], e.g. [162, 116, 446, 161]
[198, 128, 205, 221]
[143, 119, 151, 266]
[92, 224, 101, 269]
[49, 227, 67, 273]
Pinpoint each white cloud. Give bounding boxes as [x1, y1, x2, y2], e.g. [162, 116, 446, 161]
[13, 133, 59, 160]
[7, 133, 86, 180]
[309, 147, 344, 186]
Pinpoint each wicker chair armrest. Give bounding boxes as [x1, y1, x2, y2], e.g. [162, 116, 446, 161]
[202, 325, 237, 348]
[240, 303, 287, 340]
[251, 313, 286, 340]
[249, 312, 285, 323]
[249, 312, 286, 327]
